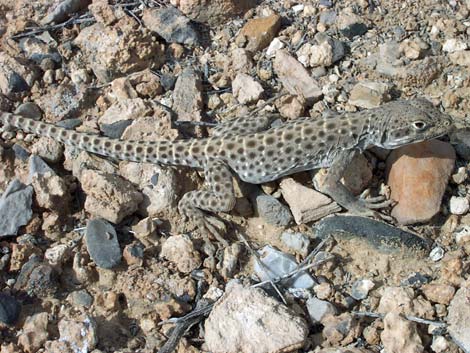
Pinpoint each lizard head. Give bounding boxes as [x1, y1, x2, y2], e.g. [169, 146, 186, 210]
[377, 98, 454, 149]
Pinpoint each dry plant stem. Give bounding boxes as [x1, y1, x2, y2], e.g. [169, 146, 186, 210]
[237, 231, 287, 305]
[352, 311, 447, 327]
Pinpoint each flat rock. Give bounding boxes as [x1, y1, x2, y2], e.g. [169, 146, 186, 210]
[34, 83, 85, 122]
[174, 0, 256, 25]
[99, 98, 151, 126]
[0, 52, 30, 99]
[254, 245, 316, 289]
[255, 194, 293, 227]
[0, 179, 34, 237]
[205, 282, 308, 353]
[142, 7, 199, 46]
[58, 316, 98, 352]
[0, 293, 21, 325]
[280, 178, 340, 224]
[80, 169, 143, 223]
[386, 140, 455, 225]
[232, 73, 264, 104]
[239, 14, 281, 53]
[273, 49, 323, 104]
[172, 67, 203, 121]
[28, 155, 55, 182]
[447, 285, 470, 353]
[381, 312, 424, 353]
[348, 81, 391, 109]
[86, 218, 122, 269]
[314, 215, 431, 252]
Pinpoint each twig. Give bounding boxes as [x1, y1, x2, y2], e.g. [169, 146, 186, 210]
[157, 303, 214, 353]
[248, 91, 288, 117]
[352, 311, 447, 327]
[298, 234, 331, 269]
[252, 255, 334, 288]
[237, 231, 287, 305]
[10, 16, 94, 39]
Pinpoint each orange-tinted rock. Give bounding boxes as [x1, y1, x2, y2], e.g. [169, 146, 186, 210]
[386, 140, 455, 225]
[239, 14, 282, 52]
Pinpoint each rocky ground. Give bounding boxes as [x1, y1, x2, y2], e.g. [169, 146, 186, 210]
[1, 0, 470, 352]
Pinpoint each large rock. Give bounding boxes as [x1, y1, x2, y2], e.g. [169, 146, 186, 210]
[238, 14, 281, 53]
[0, 179, 33, 237]
[381, 312, 424, 353]
[274, 50, 322, 104]
[160, 234, 201, 273]
[447, 285, 470, 353]
[86, 219, 122, 269]
[80, 169, 143, 223]
[0, 53, 30, 99]
[172, 67, 203, 121]
[142, 7, 200, 46]
[172, 0, 256, 25]
[205, 282, 308, 353]
[74, 19, 164, 82]
[280, 178, 340, 224]
[386, 140, 455, 225]
[232, 73, 264, 104]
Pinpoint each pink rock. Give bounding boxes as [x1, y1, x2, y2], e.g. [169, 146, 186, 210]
[386, 140, 455, 225]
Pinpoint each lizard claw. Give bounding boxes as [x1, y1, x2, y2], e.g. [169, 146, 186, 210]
[182, 208, 228, 247]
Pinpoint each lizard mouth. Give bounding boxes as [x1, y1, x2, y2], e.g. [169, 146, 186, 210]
[383, 130, 449, 149]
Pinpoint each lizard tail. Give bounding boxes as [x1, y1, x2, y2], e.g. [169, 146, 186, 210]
[0, 112, 203, 168]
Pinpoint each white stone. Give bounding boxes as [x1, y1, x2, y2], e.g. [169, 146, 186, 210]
[296, 42, 333, 68]
[429, 246, 444, 262]
[292, 4, 304, 13]
[266, 37, 285, 57]
[443, 38, 468, 53]
[232, 73, 264, 104]
[205, 282, 308, 353]
[449, 196, 469, 215]
[306, 297, 337, 323]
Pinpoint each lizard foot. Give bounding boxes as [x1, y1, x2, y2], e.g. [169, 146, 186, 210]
[358, 193, 396, 209]
[181, 208, 229, 247]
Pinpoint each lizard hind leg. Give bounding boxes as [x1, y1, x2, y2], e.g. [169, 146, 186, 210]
[178, 160, 236, 246]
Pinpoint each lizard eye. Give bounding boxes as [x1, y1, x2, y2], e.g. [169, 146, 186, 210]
[412, 121, 427, 130]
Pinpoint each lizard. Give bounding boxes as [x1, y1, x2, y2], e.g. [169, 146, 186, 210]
[0, 98, 454, 244]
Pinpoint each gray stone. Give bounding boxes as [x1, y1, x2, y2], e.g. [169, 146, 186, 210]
[12, 144, 30, 161]
[101, 119, 133, 139]
[26, 263, 59, 298]
[306, 297, 337, 324]
[319, 10, 336, 24]
[86, 218, 122, 269]
[28, 155, 55, 182]
[56, 118, 82, 130]
[254, 245, 316, 289]
[160, 74, 176, 91]
[255, 194, 293, 227]
[41, 0, 91, 25]
[448, 286, 470, 353]
[314, 215, 432, 252]
[142, 7, 200, 46]
[68, 289, 93, 308]
[451, 128, 470, 160]
[281, 232, 310, 255]
[0, 292, 21, 325]
[0, 179, 33, 237]
[351, 279, 374, 300]
[15, 102, 42, 120]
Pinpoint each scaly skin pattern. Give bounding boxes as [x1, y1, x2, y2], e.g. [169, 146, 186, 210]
[0, 98, 454, 243]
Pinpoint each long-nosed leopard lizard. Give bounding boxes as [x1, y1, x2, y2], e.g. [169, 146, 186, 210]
[0, 98, 454, 243]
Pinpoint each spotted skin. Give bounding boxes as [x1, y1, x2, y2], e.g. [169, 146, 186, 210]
[0, 99, 454, 241]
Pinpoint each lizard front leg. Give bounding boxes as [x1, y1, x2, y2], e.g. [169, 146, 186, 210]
[318, 149, 393, 219]
[178, 160, 236, 246]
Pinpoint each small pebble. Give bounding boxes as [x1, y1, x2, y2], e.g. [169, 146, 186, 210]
[449, 196, 469, 215]
[429, 246, 444, 262]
